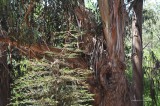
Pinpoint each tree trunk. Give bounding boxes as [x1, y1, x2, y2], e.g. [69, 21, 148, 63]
[0, 13, 10, 105]
[91, 0, 131, 105]
[0, 42, 9, 106]
[132, 0, 143, 106]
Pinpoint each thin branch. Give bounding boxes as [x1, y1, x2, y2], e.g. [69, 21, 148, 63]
[143, 42, 150, 50]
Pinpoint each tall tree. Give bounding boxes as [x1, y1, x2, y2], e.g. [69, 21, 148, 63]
[95, 0, 131, 105]
[0, 2, 10, 105]
[0, 42, 9, 106]
[132, 0, 143, 106]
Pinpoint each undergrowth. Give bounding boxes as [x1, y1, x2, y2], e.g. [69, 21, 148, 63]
[8, 58, 93, 106]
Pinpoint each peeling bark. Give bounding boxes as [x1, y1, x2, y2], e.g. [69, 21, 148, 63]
[86, 0, 132, 106]
[91, 0, 131, 105]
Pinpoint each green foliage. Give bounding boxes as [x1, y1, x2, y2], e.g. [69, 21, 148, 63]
[143, 2, 160, 49]
[143, 50, 160, 106]
[124, 1, 160, 105]
[2, 0, 160, 106]
[9, 58, 93, 106]
[0, 0, 84, 46]
[2, 1, 95, 105]
[85, 0, 101, 24]
[142, 2, 160, 105]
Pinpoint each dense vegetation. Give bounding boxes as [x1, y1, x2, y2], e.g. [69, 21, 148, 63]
[0, 0, 159, 106]
[9, 58, 93, 106]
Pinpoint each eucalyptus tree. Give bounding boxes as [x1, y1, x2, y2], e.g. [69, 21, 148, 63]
[0, 0, 145, 106]
[132, 0, 143, 106]
[92, 0, 143, 105]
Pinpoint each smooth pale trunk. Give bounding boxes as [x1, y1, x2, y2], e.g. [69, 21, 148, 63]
[132, 0, 143, 106]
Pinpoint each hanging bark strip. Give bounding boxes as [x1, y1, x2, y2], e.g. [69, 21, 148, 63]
[24, 0, 35, 27]
[132, 0, 143, 106]
[99, 0, 125, 61]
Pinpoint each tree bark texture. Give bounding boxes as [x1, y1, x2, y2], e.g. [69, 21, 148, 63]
[132, 0, 143, 106]
[90, 0, 131, 105]
[0, 43, 9, 106]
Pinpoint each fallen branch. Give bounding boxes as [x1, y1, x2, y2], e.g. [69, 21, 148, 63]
[0, 37, 88, 69]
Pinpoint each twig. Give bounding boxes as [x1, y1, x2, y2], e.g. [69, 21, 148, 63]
[143, 42, 150, 50]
